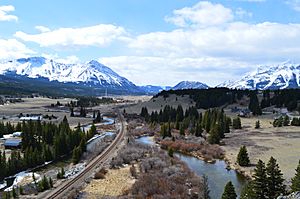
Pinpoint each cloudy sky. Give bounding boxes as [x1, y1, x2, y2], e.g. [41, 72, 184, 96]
[1, 0, 300, 86]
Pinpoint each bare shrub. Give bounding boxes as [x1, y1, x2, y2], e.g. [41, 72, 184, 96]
[110, 141, 151, 168]
[129, 164, 138, 179]
[94, 168, 108, 179]
[161, 140, 224, 161]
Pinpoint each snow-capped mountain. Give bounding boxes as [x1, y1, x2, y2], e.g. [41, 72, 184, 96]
[219, 61, 300, 90]
[172, 81, 209, 90]
[0, 57, 142, 95]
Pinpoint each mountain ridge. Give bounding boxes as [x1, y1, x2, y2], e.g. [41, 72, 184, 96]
[218, 61, 300, 90]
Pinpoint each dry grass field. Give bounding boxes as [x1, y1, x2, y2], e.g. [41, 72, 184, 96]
[222, 114, 300, 183]
[124, 94, 195, 114]
[0, 97, 93, 128]
[82, 166, 135, 198]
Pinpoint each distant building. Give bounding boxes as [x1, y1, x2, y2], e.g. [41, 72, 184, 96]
[4, 139, 22, 149]
[12, 132, 22, 137]
[238, 109, 251, 117]
[20, 115, 42, 121]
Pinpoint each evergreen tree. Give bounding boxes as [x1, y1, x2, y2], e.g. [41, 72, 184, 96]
[291, 118, 300, 126]
[12, 187, 17, 198]
[49, 177, 53, 188]
[57, 167, 65, 179]
[291, 160, 300, 192]
[237, 146, 250, 166]
[266, 157, 286, 199]
[249, 92, 262, 115]
[273, 117, 283, 127]
[70, 108, 74, 117]
[283, 115, 290, 126]
[72, 147, 82, 164]
[222, 181, 237, 199]
[232, 117, 242, 129]
[140, 107, 149, 119]
[252, 160, 268, 199]
[255, 120, 260, 129]
[93, 111, 102, 123]
[195, 122, 203, 137]
[240, 181, 255, 199]
[179, 124, 185, 136]
[175, 115, 180, 130]
[208, 124, 221, 144]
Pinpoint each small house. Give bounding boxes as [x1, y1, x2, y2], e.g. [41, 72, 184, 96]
[4, 139, 22, 149]
[12, 132, 22, 137]
[20, 115, 42, 121]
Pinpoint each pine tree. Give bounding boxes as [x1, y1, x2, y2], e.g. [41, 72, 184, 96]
[12, 187, 17, 198]
[240, 181, 255, 199]
[179, 124, 185, 136]
[49, 177, 53, 188]
[255, 120, 260, 129]
[208, 124, 221, 144]
[291, 160, 300, 192]
[266, 157, 286, 198]
[70, 108, 74, 117]
[252, 160, 268, 199]
[283, 115, 290, 126]
[232, 117, 242, 129]
[222, 181, 237, 199]
[249, 92, 262, 115]
[237, 146, 250, 166]
[195, 122, 203, 137]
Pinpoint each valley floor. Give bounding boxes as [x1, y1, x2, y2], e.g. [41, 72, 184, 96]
[222, 116, 300, 182]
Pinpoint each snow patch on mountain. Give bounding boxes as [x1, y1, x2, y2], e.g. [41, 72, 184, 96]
[0, 57, 135, 88]
[219, 61, 300, 90]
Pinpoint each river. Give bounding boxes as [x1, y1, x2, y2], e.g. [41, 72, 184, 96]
[136, 136, 247, 199]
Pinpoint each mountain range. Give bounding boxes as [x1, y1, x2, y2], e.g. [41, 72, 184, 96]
[0, 57, 299, 96]
[0, 57, 142, 96]
[218, 61, 300, 90]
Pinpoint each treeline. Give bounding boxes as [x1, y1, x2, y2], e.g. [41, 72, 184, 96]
[261, 90, 300, 111]
[155, 88, 300, 112]
[141, 106, 232, 144]
[155, 88, 244, 109]
[0, 117, 96, 181]
[273, 115, 300, 127]
[0, 122, 15, 138]
[67, 97, 114, 108]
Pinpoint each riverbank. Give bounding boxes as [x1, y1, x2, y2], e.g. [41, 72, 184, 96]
[136, 136, 247, 198]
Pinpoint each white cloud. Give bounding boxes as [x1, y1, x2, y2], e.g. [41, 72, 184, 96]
[235, 8, 253, 18]
[15, 24, 128, 48]
[286, 0, 300, 11]
[128, 22, 300, 62]
[164, 1, 234, 27]
[99, 56, 253, 86]
[35, 26, 51, 33]
[41, 54, 80, 64]
[0, 39, 34, 59]
[0, 5, 18, 21]
[114, 1, 300, 85]
[8, 1, 300, 86]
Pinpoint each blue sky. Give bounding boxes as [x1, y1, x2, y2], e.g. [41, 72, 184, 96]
[1, 0, 300, 86]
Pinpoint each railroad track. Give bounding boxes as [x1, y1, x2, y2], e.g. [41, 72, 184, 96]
[44, 112, 126, 199]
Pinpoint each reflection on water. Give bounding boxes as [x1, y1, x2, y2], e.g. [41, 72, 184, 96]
[136, 136, 247, 199]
